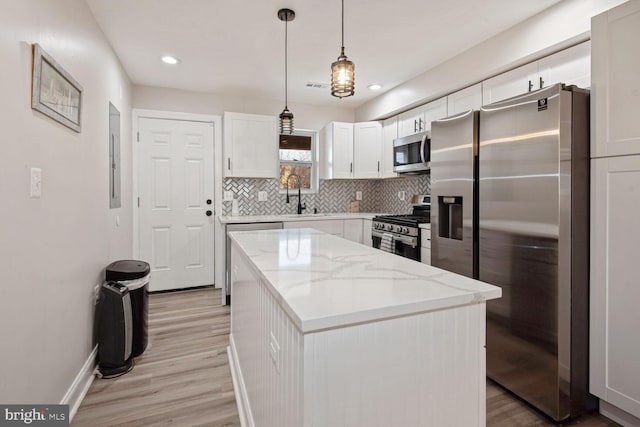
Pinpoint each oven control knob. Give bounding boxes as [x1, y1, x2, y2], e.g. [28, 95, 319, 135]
[387, 225, 393, 231]
[403, 227, 409, 234]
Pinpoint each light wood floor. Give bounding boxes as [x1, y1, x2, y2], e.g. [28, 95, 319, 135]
[73, 288, 240, 427]
[73, 287, 620, 427]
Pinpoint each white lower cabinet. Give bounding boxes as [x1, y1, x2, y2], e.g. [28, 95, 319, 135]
[343, 219, 363, 244]
[362, 219, 372, 247]
[285, 219, 364, 244]
[590, 155, 640, 420]
[284, 220, 343, 237]
[421, 226, 431, 265]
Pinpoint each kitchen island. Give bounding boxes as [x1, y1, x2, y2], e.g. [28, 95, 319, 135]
[228, 228, 501, 427]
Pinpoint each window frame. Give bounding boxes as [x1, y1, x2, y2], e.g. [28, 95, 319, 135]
[278, 129, 318, 194]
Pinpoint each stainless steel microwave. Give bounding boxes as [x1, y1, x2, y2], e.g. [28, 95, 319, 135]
[393, 131, 430, 174]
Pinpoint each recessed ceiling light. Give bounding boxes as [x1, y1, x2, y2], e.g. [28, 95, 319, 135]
[368, 84, 382, 91]
[161, 56, 180, 65]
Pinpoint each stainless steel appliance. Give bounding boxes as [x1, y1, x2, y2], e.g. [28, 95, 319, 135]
[372, 196, 430, 260]
[393, 131, 430, 174]
[431, 110, 478, 279]
[430, 84, 595, 421]
[225, 222, 283, 304]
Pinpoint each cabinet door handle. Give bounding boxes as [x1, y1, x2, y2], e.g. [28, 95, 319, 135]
[414, 120, 417, 133]
[539, 76, 544, 89]
[350, 162, 353, 174]
[227, 158, 231, 170]
[419, 118, 424, 132]
[528, 80, 533, 92]
[377, 161, 380, 172]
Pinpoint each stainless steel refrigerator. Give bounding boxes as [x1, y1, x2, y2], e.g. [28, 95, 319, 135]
[431, 83, 596, 421]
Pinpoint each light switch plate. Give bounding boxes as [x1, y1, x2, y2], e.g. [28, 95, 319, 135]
[258, 191, 268, 202]
[223, 190, 234, 201]
[30, 167, 42, 198]
[356, 191, 362, 201]
[398, 191, 405, 201]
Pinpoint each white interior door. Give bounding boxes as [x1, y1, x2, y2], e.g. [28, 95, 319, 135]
[139, 117, 215, 291]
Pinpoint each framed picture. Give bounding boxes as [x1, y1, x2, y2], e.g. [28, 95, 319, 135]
[31, 43, 83, 132]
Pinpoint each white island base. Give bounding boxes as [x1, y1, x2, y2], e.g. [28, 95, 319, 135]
[227, 229, 500, 427]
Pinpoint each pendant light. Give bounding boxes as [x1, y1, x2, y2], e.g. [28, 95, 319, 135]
[331, 0, 355, 98]
[278, 8, 295, 135]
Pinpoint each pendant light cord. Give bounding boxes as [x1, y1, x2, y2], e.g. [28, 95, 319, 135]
[284, 17, 288, 108]
[341, 0, 345, 52]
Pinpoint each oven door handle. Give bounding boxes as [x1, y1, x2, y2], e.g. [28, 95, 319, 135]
[371, 230, 418, 247]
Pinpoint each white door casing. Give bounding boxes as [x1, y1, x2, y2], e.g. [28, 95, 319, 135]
[138, 117, 215, 291]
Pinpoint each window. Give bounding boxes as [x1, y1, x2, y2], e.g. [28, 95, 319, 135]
[279, 131, 317, 192]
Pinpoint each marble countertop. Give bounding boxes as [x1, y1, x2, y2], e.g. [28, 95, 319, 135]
[418, 223, 432, 229]
[228, 228, 501, 333]
[219, 212, 380, 224]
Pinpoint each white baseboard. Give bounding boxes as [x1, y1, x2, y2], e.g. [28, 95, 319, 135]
[227, 335, 254, 427]
[600, 400, 640, 427]
[61, 346, 97, 422]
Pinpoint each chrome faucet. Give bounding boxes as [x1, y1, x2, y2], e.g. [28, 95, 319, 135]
[285, 174, 306, 214]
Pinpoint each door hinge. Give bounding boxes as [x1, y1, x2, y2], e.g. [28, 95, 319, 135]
[137, 131, 140, 142]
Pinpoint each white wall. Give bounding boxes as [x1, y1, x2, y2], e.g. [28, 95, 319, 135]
[355, 0, 627, 121]
[0, 0, 132, 404]
[133, 85, 355, 131]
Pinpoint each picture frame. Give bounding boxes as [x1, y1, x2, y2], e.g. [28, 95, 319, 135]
[31, 43, 83, 132]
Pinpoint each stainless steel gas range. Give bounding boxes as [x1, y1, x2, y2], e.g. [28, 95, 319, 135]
[371, 195, 430, 261]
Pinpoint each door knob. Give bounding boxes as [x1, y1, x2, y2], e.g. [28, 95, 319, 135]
[206, 210, 212, 217]
[206, 199, 212, 205]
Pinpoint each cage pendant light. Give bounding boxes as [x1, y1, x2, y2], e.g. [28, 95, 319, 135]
[331, 0, 355, 98]
[278, 8, 295, 135]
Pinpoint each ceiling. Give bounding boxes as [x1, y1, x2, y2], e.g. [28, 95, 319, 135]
[85, 0, 564, 109]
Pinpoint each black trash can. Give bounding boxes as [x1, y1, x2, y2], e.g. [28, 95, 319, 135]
[106, 260, 150, 358]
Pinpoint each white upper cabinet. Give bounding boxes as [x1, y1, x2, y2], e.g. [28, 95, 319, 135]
[592, 1, 640, 158]
[381, 117, 398, 178]
[223, 112, 278, 178]
[319, 122, 354, 179]
[398, 105, 425, 137]
[354, 121, 382, 178]
[421, 97, 448, 132]
[538, 40, 591, 90]
[482, 41, 591, 106]
[398, 97, 448, 137]
[482, 62, 538, 105]
[447, 83, 482, 116]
